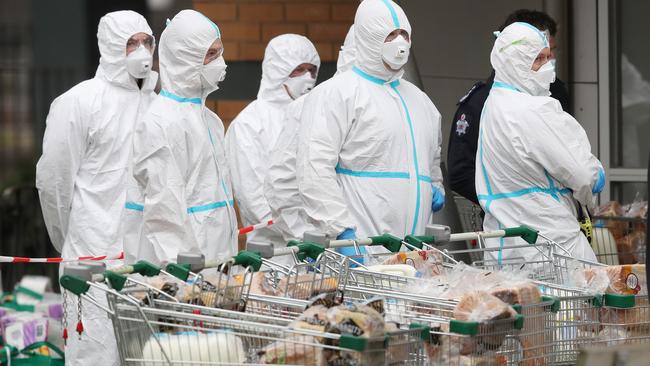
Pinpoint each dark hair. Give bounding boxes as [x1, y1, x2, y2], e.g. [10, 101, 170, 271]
[499, 9, 557, 36]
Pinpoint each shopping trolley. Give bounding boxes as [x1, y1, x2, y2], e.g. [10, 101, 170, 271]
[591, 215, 647, 265]
[59, 257, 430, 365]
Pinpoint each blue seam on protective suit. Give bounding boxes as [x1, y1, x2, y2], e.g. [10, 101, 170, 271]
[201, 15, 221, 37]
[160, 90, 201, 104]
[187, 200, 234, 214]
[497, 222, 505, 266]
[390, 83, 421, 235]
[125, 202, 144, 211]
[513, 22, 549, 47]
[544, 171, 560, 202]
[492, 81, 521, 92]
[335, 165, 432, 183]
[380, 0, 401, 28]
[352, 66, 387, 84]
[477, 90, 572, 212]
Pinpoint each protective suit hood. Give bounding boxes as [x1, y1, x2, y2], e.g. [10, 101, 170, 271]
[258, 34, 320, 104]
[159, 9, 221, 99]
[336, 25, 357, 74]
[491, 22, 550, 96]
[354, 0, 411, 82]
[96, 10, 154, 89]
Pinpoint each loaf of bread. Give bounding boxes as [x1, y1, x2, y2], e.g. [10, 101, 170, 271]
[453, 291, 517, 323]
[258, 335, 324, 365]
[490, 282, 542, 305]
[249, 272, 338, 299]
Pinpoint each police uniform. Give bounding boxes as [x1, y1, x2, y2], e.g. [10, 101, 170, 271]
[447, 72, 570, 204]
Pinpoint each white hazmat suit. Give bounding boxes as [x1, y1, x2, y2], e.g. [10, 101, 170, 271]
[126, 10, 238, 264]
[264, 26, 356, 242]
[295, 0, 444, 251]
[225, 34, 319, 249]
[36, 10, 157, 366]
[476, 22, 603, 264]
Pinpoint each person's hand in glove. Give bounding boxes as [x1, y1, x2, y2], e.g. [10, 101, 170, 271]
[432, 187, 445, 212]
[335, 228, 366, 266]
[592, 168, 606, 194]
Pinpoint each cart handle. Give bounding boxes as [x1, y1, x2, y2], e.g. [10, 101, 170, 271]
[287, 241, 326, 261]
[165, 251, 263, 282]
[327, 233, 404, 253]
[403, 226, 539, 249]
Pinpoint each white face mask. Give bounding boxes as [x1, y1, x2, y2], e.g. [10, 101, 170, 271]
[126, 45, 153, 79]
[528, 60, 556, 96]
[200, 56, 227, 95]
[283, 72, 316, 100]
[381, 34, 410, 70]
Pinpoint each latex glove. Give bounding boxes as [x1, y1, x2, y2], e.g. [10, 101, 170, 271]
[592, 168, 606, 194]
[432, 187, 445, 212]
[336, 228, 356, 240]
[335, 228, 365, 266]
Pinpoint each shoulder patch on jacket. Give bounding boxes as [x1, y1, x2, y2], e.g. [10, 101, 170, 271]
[457, 82, 485, 105]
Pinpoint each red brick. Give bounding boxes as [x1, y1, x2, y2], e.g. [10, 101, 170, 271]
[221, 41, 240, 61]
[331, 3, 357, 22]
[193, 2, 237, 22]
[218, 22, 261, 41]
[239, 42, 266, 60]
[314, 42, 334, 62]
[239, 3, 284, 22]
[218, 100, 251, 121]
[262, 23, 307, 42]
[308, 23, 349, 42]
[285, 3, 330, 22]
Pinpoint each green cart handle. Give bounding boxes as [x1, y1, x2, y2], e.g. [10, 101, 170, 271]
[287, 241, 326, 261]
[368, 233, 404, 253]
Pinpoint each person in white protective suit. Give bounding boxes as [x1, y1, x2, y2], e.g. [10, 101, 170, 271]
[225, 34, 319, 251]
[264, 25, 356, 243]
[126, 9, 238, 265]
[295, 0, 445, 256]
[35, 10, 157, 366]
[476, 22, 605, 264]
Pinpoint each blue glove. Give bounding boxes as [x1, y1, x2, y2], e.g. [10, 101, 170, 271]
[592, 168, 606, 194]
[335, 228, 365, 266]
[336, 228, 356, 240]
[431, 187, 445, 212]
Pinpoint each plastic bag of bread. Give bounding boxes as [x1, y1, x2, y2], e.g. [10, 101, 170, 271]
[603, 264, 646, 296]
[594, 201, 624, 217]
[289, 304, 329, 337]
[380, 249, 444, 277]
[324, 303, 385, 365]
[250, 271, 338, 299]
[257, 335, 324, 365]
[489, 282, 541, 306]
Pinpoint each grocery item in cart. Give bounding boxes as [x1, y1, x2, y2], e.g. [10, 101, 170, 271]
[490, 282, 541, 305]
[250, 271, 338, 298]
[380, 249, 444, 277]
[140, 331, 246, 366]
[258, 335, 324, 365]
[324, 303, 385, 365]
[582, 264, 647, 296]
[453, 291, 517, 323]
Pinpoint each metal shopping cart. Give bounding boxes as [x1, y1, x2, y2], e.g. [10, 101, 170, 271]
[591, 215, 647, 265]
[58, 257, 430, 365]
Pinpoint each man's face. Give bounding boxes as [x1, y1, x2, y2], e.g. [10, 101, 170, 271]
[289, 63, 318, 79]
[531, 47, 551, 71]
[548, 35, 557, 60]
[126, 32, 155, 55]
[384, 29, 410, 43]
[204, 39, 224, 65]
[383, 29, 410, 71]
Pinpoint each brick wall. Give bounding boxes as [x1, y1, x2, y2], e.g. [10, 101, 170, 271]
[194, 0, 356, 63]
[197, 1, 356, 248]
